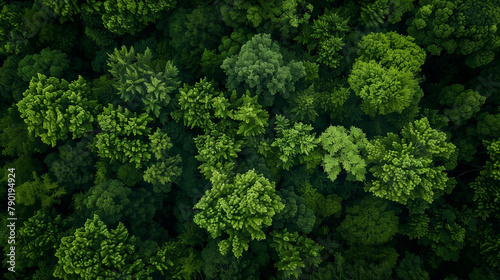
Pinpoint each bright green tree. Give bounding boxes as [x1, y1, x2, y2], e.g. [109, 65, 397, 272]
[17, 74, 99, 147]
[53, 214, 148, 279]
[142, 128, 182, 193]
[268, 115, 321, 170]
[94, 104, 152, 168]
[193, 169, 284, 258]
[319, 125, 369, 182]
[348, 60, 422, 116]
[366, 117, 456, 204]
[172, 78, 230, 132]
[483, 138, 500, 180]
[194, 131, 243, 179]
[356, 32, 426, 75]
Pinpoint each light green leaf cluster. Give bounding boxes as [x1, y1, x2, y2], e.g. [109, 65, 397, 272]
[17, 74, 98, 147]
[54, 214, 148, 279]
[349, 32, 425, 116]
[193, 170, 284, 258]
[349, 60, 420, 116]
[95, 104, 152, 168]
[320, 125, 369, 182]
[194, 131, 243, 179]
[231, 93, 269, 137]
[271, 115, 320, 170]
[356, 32, 426, 75]
[483, 139, 500, 180]
[172, 78, 228, 131]
[366, 117, 456, 204]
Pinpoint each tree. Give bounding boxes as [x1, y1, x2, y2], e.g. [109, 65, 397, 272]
[268, 115, 321, 170]
[165, 6, 228, 71]
[142, 128, 182, 193]
[44, 139, 95, 191]
[299, 182, 342, 218]
[75, 179, 132, 227]
[0, 1, 30, 56]
[438, 84, 486, 125]
[319, 125, 369, 182]
[53, 214, 148, 279]
[483, 138, 500, 180]
[270, 229, 323, 279]
[221, 33, 305, 107]
[16, 172, 66, 211]
[338, 196, 399, 246]
[94, 104, 152, 168]
[395, 252, 430, 280]
[407, 0, 500, 68]
[172, 78, 229, 132]
[273, 186, 316, 234]
[366, 117, 456, 204]
[193, 169, 284, 258]
[107, 46, 181, 118]
[348, 60, 422, 116]
[194, 131, 243, 179]
[100, 0, 176, 36]
[16, 210, 70, 274]
[17, 74, 99, 147]
[147, 240, 203, 279]
[17, 48, 70, 82]
[356, 32, 426, 75]
[231, 93, 269, 137]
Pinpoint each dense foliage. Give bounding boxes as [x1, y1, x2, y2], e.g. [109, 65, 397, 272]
[1, 0, 500, 279]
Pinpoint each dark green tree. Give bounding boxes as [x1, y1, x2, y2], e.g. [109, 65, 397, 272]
[221, 33, 305, 107]
[107, 46, 181, 118]
[270, 229, 323, 279]
[407, 0, 500, 67]
[338, 196, 399, 246]
[17, 48, 70, 82]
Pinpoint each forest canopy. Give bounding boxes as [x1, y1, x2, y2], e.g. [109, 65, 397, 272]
[1, 0, 500, 279]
